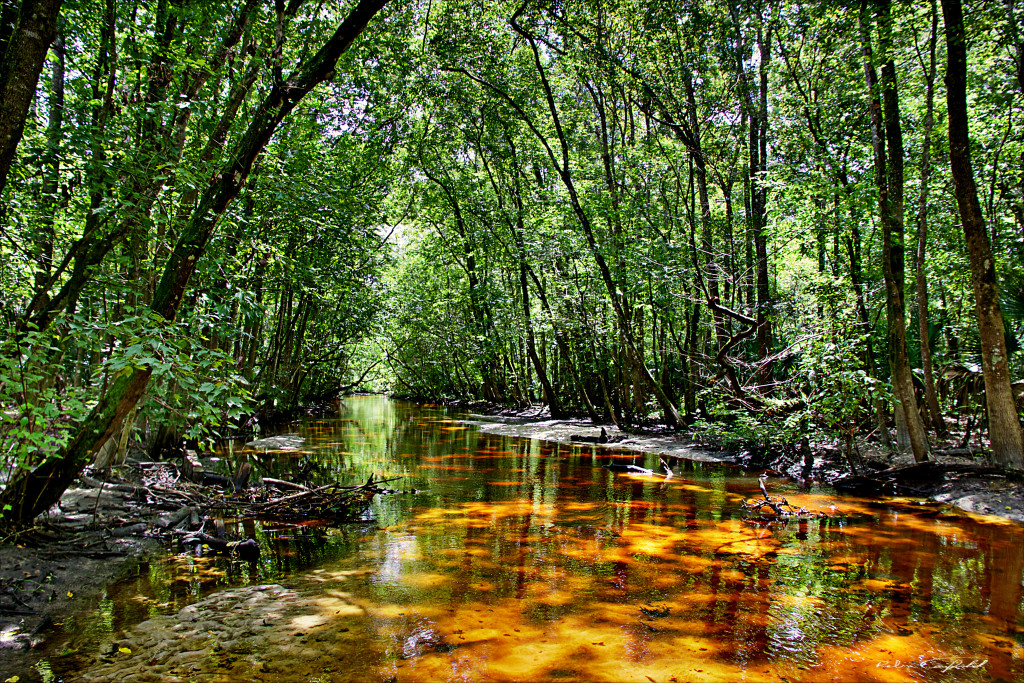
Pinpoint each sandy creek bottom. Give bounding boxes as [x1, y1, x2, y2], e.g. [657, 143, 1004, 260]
[30, 396, 1024, 682]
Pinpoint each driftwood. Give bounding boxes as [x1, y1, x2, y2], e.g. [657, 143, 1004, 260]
[741, 475, 824, 522]
[570, 428, 610, 444]
[244, 475, 403, 521]
[71, 461, 404, 558]
[78, 474, 141, 495]
[599, 457, 673, 477]
[153, 505, 194, 529]
[931, 447, 988, 458]
[108, 523, 150, 537]
[262, 477, 309, 491]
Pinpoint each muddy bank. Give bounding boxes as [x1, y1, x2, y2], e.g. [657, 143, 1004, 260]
[462, 413, 1024, 523]
[0, 489, 162, 681]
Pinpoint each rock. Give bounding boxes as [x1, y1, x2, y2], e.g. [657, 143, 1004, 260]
[245, 434, 305, 450]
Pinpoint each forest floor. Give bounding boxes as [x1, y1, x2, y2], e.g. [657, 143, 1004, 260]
[0, 486, 163, 680]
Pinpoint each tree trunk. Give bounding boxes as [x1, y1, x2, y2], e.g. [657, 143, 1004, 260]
[731, 1, 774, 387]
[504, 16, 682, 427]
[33, 19, 63, 303]
[860, 0, 930, 462]
[940, 0, 1024, 469]
[915, 0, 948, 439]
[0, 0, 63, 196]
[683, 72, 728, 353]
[20, 0, 259, 336]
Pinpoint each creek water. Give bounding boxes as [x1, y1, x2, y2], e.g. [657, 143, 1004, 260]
[42, 396, 1024, 682]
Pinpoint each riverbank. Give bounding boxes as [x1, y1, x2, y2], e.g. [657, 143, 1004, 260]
[0, 509, 162, 680]
[461, 412, 1024, 524]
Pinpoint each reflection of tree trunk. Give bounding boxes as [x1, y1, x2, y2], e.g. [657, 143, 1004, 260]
[941, 0, 1024, 468]
[912, 553, 934, 622]
[982, 525, 1024, 669]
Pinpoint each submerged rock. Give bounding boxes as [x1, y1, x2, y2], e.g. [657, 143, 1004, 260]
[245, 433, 305, 450]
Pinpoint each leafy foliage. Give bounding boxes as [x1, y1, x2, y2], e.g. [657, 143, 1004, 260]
[1, 0, 1023, 486]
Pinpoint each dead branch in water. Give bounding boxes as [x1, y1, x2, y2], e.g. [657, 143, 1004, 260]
[69, 462, 407, 546]
[741, 475, 827, 524]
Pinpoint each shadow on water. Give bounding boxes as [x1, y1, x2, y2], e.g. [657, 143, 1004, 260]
[44, 396, 1024, 682]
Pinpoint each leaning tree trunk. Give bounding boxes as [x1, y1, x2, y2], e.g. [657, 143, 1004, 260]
[0, 0, 391, 530]
[940, 0, 1024, 469]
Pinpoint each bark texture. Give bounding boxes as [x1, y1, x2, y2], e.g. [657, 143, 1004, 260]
[0, 0, 63, 196]
[860, 0, 931, 462]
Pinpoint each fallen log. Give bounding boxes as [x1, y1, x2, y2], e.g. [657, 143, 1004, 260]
[875, 462, 1012, 478]
[78, 474, 141, 495]
[108, 523, 149, 537]
[932, 447, 988, 458]
[259, 482, 341, 508]
[598, 458, 673, 477]
[153, 505, 194, 529]
[571, 428, 610, 444]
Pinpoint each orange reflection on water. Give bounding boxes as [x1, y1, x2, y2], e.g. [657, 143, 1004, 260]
[333, 486, 1021, 683]
[275, 399, 1020, 683]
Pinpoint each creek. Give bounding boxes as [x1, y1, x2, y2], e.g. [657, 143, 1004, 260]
[38, 396, 1024, 682]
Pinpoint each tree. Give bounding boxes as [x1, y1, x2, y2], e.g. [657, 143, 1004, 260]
[859, 0, 930, 462]
[940, 0, 1024, 469]
[912, 0, 947, 439]
[0, 0, 392, 530]
[0, 0, 63, 196]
